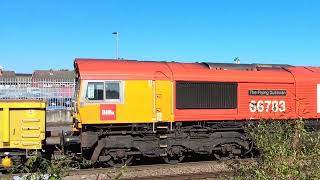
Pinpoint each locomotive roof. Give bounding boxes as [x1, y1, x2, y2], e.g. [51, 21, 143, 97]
[202, 62, 292, 70]
[74, 58, 319, 83]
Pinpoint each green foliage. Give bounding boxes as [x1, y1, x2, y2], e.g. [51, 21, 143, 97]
[235, 120, 320, 180]
[11, 154, 83, 180]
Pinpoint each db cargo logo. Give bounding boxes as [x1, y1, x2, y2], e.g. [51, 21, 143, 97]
[100, 104, 116, 120]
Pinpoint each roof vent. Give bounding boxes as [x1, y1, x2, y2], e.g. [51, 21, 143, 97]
[202, 62, 291, 71]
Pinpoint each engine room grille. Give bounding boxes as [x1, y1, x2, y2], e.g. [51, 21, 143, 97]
[176, 82, 238, 109]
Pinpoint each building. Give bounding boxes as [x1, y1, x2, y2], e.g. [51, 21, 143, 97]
[0, 69, 75, 113]
[0, 71, 16, 79]
[0, 65, 3, 76]
[16, 73, 32, 81]
[32, 69, 75, 81]
[31, 69, 75, 88]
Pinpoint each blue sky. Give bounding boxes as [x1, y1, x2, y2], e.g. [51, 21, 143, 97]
[0, 0, 319, 72]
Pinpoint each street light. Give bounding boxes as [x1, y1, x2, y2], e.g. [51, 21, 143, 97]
[112, 32, 119, 59]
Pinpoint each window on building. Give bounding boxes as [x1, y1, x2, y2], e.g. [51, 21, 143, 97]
[86, 82, 104, 100]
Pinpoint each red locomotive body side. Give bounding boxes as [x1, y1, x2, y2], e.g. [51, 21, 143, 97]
[75, 58, 320, 122]
[170, 64, 295, 121]
[170, 63, 320, 121]
[289, 67, 320, 119]
[237, 83, 296, 120]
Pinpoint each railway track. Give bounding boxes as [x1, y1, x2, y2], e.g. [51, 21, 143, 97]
[64, 159, 256, 180]
[2, 159, 256, 179]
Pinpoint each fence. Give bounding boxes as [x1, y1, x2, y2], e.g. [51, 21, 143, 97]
[0, 78, 75, 110]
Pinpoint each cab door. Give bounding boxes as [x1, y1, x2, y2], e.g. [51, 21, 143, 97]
[154, 80, 174, 122]
[10, 109, 45, 147]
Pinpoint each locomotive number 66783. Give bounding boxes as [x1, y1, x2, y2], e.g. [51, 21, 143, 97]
[249, 100, 286, 113]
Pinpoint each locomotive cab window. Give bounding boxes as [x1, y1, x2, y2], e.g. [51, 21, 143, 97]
[86, 82, 104, 100]
[105, 82, 120, 101]
[85, 81, 124, 103]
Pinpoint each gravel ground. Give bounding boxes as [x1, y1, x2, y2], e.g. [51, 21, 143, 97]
[63, 159, 254, 180]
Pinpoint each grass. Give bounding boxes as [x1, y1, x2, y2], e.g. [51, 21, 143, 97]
[10, 154, 129, 180]
[234, 120, 320, 180]
[10, 154, 85, 180]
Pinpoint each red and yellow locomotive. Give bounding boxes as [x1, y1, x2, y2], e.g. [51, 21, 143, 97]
[72, 58, 320, 166]
[2, 58, 320, 168]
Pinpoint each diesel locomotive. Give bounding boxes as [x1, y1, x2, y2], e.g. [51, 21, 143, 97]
[1, 58, 320, 168]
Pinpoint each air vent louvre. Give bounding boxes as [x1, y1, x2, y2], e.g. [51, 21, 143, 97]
[176, 82, 237, 109]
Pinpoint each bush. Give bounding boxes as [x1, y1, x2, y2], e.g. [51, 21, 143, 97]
[11, 155, 83, 180]
[235, 120, 320, 180]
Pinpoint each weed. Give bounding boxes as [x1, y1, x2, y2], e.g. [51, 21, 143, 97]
[234, 120, 320, 180]
[11, 154, 82, 180]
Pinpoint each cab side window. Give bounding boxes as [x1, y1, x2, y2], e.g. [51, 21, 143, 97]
[85, 81, 123, 103]
[105, 82, 120, 100]
[86, 82, 104, 100]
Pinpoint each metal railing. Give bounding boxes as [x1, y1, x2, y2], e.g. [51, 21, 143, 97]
[0, 78, 75, 110]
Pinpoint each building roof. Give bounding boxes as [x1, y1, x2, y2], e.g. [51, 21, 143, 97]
[1, 71, 16, 78]
[16, 73, 32, 77]
[32, 70, 75, 80]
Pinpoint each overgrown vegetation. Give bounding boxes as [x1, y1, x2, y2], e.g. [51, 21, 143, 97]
[235, 120, 320, 179]
[9, 154, 128, 180]
[11, 155, 86, 180]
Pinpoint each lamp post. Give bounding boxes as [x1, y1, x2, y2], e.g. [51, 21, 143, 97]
[112, 32, 119, 59]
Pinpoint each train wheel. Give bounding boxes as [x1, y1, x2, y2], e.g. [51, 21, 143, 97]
[106, 149, 133, 168]
[213, 152, 232, 160]
[106, 156, 133, 167]
[163, 146, 185, 164]
[163, 155, 185, 164]
[212, 144, 241, 160]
